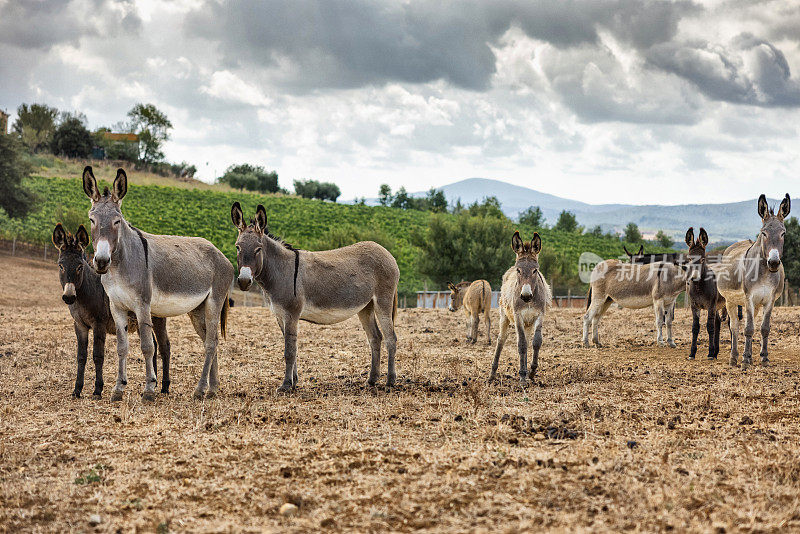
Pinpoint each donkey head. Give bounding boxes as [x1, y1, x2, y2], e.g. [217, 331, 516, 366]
[683, 227, 708, 282]
[757, 193, 790, 272]
[83, 166, 127, 274]
[53, 223, 90, 304]
[511, 231, 542, 303]
[231, 202, 268, 291]
[447, 282, 469, 312]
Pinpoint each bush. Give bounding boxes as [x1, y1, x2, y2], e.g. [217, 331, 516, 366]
[220, 164, 279, 193]
[51, 117, 92, 158]
[0, 134, 35, 218]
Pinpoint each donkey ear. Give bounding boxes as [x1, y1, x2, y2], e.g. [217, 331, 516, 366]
[82, 166, 100, 202]
[698, 228, 709, 247]
[778, 194, 791, 221]
[511, 231, 524, 254]
[623, 245, 632, 257]
[255, 204, 267, 232]
[637, 245, 644, 255]
[53, 223, 67, 249]
[685, 227, 695, 247]
[112, 169, 128, 202]
[531, 232, 542, 254]
[76, 225, 90, 249]
[231, 201, 245, 231]
[447, 282, 456, 291]
[757, 194, 769, 220]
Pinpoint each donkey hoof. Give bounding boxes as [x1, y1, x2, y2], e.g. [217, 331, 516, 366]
[206, 389, 218, 399]
[110, 390, 124, 402]
[582, 341, 590, 348]
[729, 357, 738, 367]
[142, 390, 157, 402]
[193, 388, 206, 400]
[668, 341, 677, 348]
[91, 393, 102, 400]
[71, 391, 82, 399]
[276, 383, 294, 394]
[760, 359, 770, 367]
[386, 375, 396, 387]
[706, 355, 717, 361]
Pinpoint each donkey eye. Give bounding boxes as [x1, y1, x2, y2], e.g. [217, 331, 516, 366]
[88, 218, 95, 226]
[255, 247, 262, 255]
[59, 265, 64, 272]
[113, 220, 120, 226]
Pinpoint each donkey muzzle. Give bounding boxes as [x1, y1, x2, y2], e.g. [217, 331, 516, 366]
[62, 283, 76, 305]
[238, 266, 253, 291]
[94, 257, 110, 273]
[767, 249, 781, 272]
[520, 283, 533, 302]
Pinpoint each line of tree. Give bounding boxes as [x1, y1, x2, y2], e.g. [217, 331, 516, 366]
[294, 179, 341, 202]
[378, 184, 448, 212]
[218, 164, 281, 194]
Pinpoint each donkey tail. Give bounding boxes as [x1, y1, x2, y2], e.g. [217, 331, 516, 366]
[392, 290, 398, 324]
[586, 286, 592, 310]
[220, 295, 230, 340]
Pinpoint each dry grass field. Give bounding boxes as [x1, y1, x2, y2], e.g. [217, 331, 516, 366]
[2, 253, 800, 532]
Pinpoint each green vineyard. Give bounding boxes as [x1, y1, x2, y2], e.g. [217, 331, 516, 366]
[0, 176, 673, 297]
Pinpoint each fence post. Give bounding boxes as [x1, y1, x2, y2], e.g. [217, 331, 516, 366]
[567, 289, 572, 308]
[11, 237, 15, 256]
[44, 244, 47, 261]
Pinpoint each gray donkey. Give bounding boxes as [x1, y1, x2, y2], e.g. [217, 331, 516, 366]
[53, 223, 171, 398]
[231, 202, 400, 391]
[683, 227, 728, 360]
[82, 167, 233, 401]
[490, 231, 551, 384]
[716, 194, 790, 368]
[583, 259, 685, 348]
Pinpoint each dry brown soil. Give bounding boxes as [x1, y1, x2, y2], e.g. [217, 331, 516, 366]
[1, 254, 799, 532]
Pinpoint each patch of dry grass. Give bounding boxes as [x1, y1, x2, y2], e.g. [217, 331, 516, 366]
[1, 254, 800, 532]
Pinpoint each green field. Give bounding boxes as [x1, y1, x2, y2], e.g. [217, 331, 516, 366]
[0, 176, 672, 297]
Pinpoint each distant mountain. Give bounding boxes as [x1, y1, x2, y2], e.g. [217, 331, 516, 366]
[409, 178, 784, 242]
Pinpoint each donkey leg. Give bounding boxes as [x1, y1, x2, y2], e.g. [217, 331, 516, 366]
[470, 313, 480, 344]
[91, 327, 106, 398]
[583, 297, 603, 347]
[742, 303, 755, 369]
[759, 302, 774, 365]
[689, 307, 700, 359]
[278, 317, 300, 392]
[654, 301, 665, 346]
[530, 316, 543, 377]
[665, 302, 676, 348]
[137, 308, 157, 402]
[727, 302, 740, 366]
[197, 301, 221, 399]
[705, 309, 716, 359]
[358, 303, 383, 386]
[153, 317, 171, 394]
[110, 305, 130, 402]
[375, 299, 398, 387]
[713, 311, 722, 359]
[73, 324, 89, 398]
[515, 318, 528, 385]
[490, 314, 510, 382]
[485, 310, 492, 344]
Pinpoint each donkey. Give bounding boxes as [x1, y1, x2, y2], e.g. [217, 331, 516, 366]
[624, 245, 684, 265]
[231, 203, 400, 391]
[489, 232, 551, 384]
[715, 194, 790, 368]
[683, 227, 729, 360]
[53, 223, 171, 398]
[583, 259, 685, 348]
[448, 280, 492, 344]
[82, 166, 233, 401]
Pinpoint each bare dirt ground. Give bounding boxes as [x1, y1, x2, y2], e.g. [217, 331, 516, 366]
[1, 254, 800, 533]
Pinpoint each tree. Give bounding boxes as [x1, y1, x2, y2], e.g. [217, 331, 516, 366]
[414, 213, 514, 287]
[624, 222, 642, 243]
[466, 196, 506, 219]
[519, 206, 544, 228]
[589, 225, 604, 237]
[391, 186, 413, 210]
[12, 103, 59, 152]
[553, 210, 580, 233]
[378, 184, 392, 206]
[51, 116, 92, 158]
[127, 103, 173, 163]
[220, 164, 279, 193]
[426, 188, 448, 213]
[294, 179, 341, 201]
[783, 217, 800, 288]
[655, 230, 674, 248]
[0, 134, 35, 218]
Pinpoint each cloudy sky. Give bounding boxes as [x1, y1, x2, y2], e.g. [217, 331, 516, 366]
[2, 0, 799, 204]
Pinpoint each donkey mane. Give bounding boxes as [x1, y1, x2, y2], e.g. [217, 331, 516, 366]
[247, 218, 300, 252]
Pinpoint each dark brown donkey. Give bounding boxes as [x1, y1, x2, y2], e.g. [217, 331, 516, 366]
[683, 227, 728, 360]
[53, 224, 170, 398]
[231, 203, 400, 391]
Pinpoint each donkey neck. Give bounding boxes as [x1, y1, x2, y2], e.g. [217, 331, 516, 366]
[109, 221, 147, 274]
[256, 234, 299, 295]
